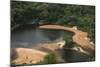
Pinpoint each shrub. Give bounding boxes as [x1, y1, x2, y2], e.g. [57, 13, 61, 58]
[37, 53, 57, 64]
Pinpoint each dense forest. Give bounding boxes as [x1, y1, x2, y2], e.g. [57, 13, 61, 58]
[11, 1, 95, 43]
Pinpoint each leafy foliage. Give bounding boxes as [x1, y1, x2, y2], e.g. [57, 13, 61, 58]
[37, 53, 57, 64]
[11, 1, 95, 42]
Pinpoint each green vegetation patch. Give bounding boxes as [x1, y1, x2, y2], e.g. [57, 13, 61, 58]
[37, 53, 57, 64]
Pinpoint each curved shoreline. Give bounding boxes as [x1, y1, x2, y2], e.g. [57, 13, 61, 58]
[11, 24, 95, 65]
[39, 24, 95, 55]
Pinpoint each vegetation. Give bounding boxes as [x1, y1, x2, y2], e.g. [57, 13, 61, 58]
[37, 53, 57, 64]
[11, 1, 95, 65]
[11, 53, 57, 66]
[11, 1, 95, 42]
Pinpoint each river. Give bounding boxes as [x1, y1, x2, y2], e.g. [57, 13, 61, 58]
[11, 24, 94, 63]
[11, 24, 68, 48]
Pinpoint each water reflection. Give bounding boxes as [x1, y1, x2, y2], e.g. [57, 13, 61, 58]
[11, 25, 66, 48]
[60, 49, 94, 62]
[11, 24, 94, 63]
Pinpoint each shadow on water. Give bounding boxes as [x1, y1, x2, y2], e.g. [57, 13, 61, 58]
[10, 48, 18, 67]
[11, 48, 18, 61]
[11, 24, 94, 66]
[11, 24, 68, 48]
[59, 49, 95, 63]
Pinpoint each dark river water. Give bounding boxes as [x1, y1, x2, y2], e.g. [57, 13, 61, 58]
[11, 24, 94, 63]
[11, 24, 67, 48]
